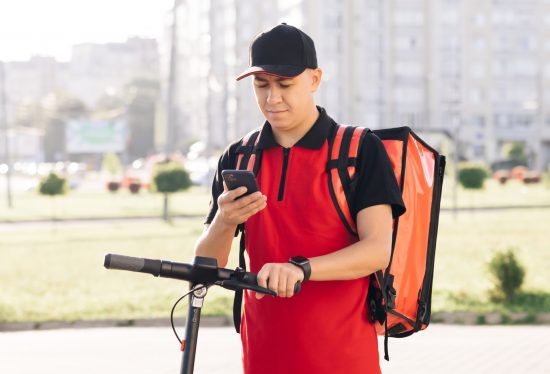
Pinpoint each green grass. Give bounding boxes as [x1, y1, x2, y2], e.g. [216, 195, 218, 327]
[440, 178, 550, 209]
[1, 207, 550, 323]
[0, 186, 211, 222]
[431, 208, 550, 314]
[0, 219, 241, 322]
[2, 177, 550, 224]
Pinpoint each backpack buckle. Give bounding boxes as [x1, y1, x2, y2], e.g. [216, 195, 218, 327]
[384, 274, 397, 310]
[386, 286, 396, 310]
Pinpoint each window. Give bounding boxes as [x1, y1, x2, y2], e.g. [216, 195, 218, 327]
[474, 13, 486, 27]
[394, 61, 423, 77]
[473, 145, 485, 158]
[472, 115, 485, 128]
[441, 59, 460, 78]
[494, 113, 509, 128]
[473, 38, 485, 51]
[517, 36, 535, 52]
[394, 36, 421, 50]
[394, 87, 424, 104]
[515, 60, 536, 76]
[516, 114, 534, 128]
[394, 11, 424, 26]
[325, 12, 341, 28]
[363, 87, 381, 101]
[471, 64, 485, 79]
[470, 89, 483, 104]
[492, 11, 515, 25]
[441, 9, 458, 24]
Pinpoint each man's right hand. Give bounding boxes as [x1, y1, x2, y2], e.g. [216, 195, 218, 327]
[217, 183, 267, 226]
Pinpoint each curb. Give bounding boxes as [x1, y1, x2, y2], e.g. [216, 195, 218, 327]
[0, 316, 233, 333]
[430, 311, 550, 325]
[3, 313, 550, 333]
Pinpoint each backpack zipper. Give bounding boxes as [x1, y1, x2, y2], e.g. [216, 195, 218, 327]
[277, 147, 291, 201]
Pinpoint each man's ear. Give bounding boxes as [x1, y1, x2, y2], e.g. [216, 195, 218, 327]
[310, 68, 323, 92]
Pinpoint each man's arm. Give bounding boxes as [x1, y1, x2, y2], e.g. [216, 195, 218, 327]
[194, 185, 267, 268]
[255, 204, 392, 299]
[309, 204, 392, 280]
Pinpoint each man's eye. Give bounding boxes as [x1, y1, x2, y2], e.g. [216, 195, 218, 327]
[256, 84, 268, 88]
[280, 84, 290, 88]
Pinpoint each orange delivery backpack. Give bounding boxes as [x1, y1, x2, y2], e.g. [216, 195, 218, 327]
[232, 124, 446, 361]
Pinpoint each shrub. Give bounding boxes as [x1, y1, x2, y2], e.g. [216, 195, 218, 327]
[487, 248, 526, 302]
[38, 173, 67, 196]
[153, 161, 192, 221]
[458, 163, 489, 190]
[154, 165, 192, 193]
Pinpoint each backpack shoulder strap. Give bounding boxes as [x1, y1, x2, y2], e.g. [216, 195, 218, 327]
[326, 124, 370, 236]
[236, 128, 262, 174]
[232, 127, 263, 334]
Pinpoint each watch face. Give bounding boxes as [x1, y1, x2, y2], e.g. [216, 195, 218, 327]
[292, 256, 308, 264]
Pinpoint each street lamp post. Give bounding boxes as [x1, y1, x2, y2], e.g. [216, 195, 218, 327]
[0, 61, 13, 208]
[166, 0, 181, 154]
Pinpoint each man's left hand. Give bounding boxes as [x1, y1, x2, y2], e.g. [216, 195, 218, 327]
[255, 263, 304, 299]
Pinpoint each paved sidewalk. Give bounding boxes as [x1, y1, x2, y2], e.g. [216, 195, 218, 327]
[1, 324, 549, 373]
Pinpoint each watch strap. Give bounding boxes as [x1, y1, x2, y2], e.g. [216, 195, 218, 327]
[289, 256, 311, 282]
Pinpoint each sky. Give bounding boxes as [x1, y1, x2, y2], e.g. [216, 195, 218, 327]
[0, 0, 173, 62]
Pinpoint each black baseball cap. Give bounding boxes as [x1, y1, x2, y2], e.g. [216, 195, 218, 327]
[236, 23, 318, 81]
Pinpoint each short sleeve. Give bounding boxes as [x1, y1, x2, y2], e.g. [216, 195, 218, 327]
[352, 131, 406, 219]
[204, 141, 240, 224]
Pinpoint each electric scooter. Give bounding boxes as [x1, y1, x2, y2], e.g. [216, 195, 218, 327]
[104, 253, 299, 374]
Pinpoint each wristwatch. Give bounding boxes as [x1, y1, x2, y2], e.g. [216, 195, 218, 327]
[289, 256, 311, 282]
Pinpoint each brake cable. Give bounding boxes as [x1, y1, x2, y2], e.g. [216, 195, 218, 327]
[170, 285, 207, 344]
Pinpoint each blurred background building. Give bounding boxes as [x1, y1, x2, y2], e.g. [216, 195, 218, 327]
[1, 37, 159, 166]
[167, 0, 550, 170]
[2, 0, 550, 172]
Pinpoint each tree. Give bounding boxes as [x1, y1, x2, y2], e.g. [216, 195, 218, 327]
[43, 94, 88, 162]
[504, 142, 528, 167]
[38, 172, 67, 221]
[125, 76, 160, 161]
[153, 161, 192, 221]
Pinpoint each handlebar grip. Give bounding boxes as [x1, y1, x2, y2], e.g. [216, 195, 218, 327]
[104, 254, 161, 276]
[242, 272, 302, 295]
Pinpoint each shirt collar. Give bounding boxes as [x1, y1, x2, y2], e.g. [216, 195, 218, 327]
[255, 106, 334, 150]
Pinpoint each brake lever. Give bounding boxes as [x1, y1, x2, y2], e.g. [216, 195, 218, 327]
[217, 280, 277, 296]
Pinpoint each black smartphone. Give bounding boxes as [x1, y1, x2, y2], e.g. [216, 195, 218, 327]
[221, 170, 260, 198]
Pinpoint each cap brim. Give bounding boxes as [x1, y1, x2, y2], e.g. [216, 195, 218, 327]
[236, 65, 305, 81]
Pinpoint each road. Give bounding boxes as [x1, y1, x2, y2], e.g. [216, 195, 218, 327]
[1, 324, 549, 373]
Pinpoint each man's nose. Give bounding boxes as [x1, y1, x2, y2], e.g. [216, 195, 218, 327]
[266, 86, 282, 104]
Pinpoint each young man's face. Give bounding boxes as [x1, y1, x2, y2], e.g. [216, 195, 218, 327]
[252, 69, 322, 132]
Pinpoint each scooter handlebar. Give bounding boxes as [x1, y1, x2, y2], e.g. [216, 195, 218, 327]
[104, 253, 164, 276]
[104, 254, 300, 296]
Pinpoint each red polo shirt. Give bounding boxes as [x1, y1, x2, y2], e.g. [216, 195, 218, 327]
[206, 107, 405, 374]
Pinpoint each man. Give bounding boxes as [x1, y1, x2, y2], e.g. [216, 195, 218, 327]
[194, 23, 405, 374]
